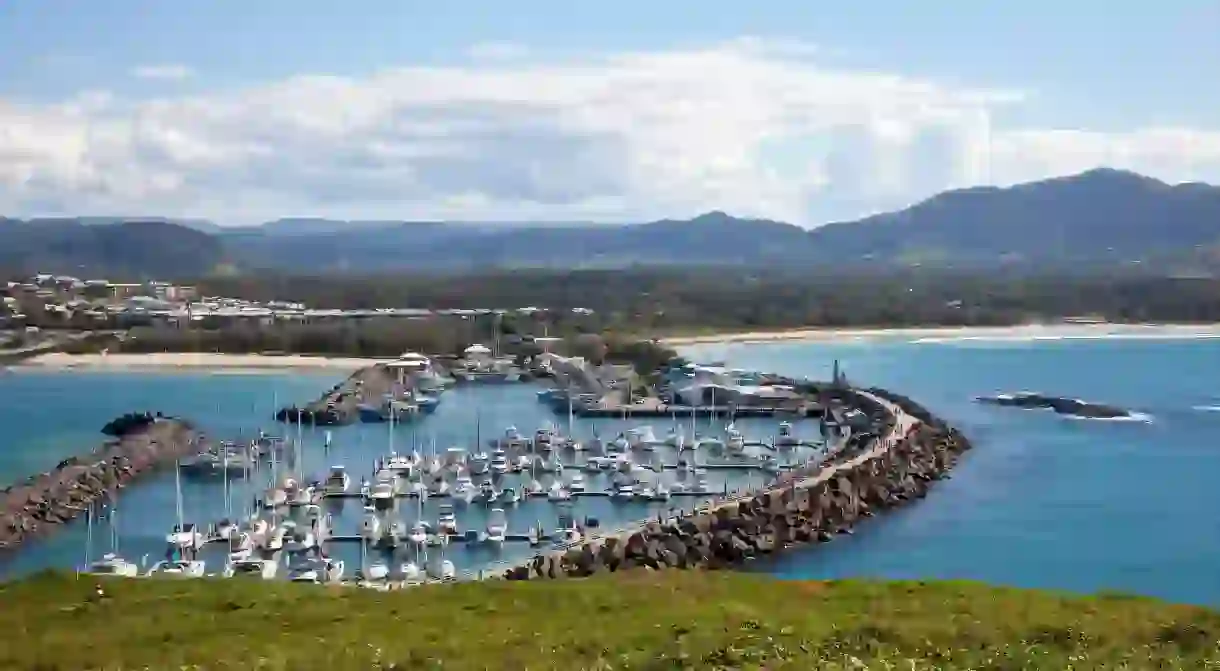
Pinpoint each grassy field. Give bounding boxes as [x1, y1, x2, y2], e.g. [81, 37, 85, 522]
[3, 571, 1218, 670]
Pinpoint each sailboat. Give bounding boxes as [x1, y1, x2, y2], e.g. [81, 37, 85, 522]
[83, 504, 140, 577]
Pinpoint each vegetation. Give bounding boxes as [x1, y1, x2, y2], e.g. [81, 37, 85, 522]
[6, 168, 1219, 274]
[3, 571, 1217, 670]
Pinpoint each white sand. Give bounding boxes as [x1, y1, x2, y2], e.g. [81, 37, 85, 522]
[661, 322, 1220, 347]
[19, 352, 387, 373]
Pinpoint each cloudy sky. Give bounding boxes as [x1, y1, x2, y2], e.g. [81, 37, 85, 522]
[2, 1, 1219, 226]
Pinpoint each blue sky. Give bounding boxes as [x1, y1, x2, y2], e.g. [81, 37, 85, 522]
[1, 1, 1218, 225]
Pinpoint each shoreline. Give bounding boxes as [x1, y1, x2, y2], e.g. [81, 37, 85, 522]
[14, 352, 388, 373]
[660, 322, 1220, 347]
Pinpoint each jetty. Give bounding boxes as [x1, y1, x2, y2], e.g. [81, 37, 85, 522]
[0, 415, 203, 551]
[500, 387, 972, 579]
[275, 364, 397, 426]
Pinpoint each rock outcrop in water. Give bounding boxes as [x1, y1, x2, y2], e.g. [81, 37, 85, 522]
[975, 392, 1132, 419]
[503, 387, 972, 580]
[0, 417, 201, 550]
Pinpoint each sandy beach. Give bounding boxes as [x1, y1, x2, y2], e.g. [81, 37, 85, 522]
[17, 352, 387, 374]
[661, 322, 1220, 347]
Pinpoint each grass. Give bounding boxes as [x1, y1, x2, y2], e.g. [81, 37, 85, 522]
[3, 571, 1219, 670]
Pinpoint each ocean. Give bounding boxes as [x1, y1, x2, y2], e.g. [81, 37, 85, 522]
[3, 335, 1219, 605]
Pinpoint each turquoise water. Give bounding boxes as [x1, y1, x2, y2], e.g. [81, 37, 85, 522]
[682, 336, 1220, 605]
[4, 337, 1219, 604]
[0, 370, 798, 578]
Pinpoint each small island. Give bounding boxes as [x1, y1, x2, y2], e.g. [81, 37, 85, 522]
[975, 392, 1135, 419]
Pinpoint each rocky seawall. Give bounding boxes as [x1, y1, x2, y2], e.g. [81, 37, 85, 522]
[503, 387, 972, 580]
[0, 417, 201, 551]
[276, 364, 397, 426]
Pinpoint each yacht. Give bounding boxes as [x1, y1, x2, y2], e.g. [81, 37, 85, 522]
[368, 480, 396, 507]
[165, 523, 204, 552]
[383, 452, 415, 475]
[500, 487, 521, 505]
[547, 481, 571, 501]
[85, 552, 140, 578]
[489, 449, 509, 474]
[365, 560, 390, 582]
[408, 521, 429, 546]
[725, 424, 746, 453]
[146, 558, 206, 578]
[288, 557, 345, 583]
[485, 508, 507, 544]
[400, 561, 425, 585]
[360, 507, 382, 541]
[323, 466, 350, 494]
[514, 454, 533, 471]
[567, 472, 586, 493]
[223, 558, 278, 580]
[436, 504, 458, 534]
[651, 481, 671, 502]
[613, 481, 636, 500]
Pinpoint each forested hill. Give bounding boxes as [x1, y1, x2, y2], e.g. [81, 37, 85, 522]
[3, 168, 1218, 276]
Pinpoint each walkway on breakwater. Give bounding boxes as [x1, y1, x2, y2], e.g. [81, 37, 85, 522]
[0, 417, 201, 551]
[276, 364, 397, 426]
[498, 387, 971, 580]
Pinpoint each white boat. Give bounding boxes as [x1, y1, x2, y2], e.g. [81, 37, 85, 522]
[478, 480, 499, 503]
[568, 472, 586, 493]
[547, 481, 571, 501]
[651, 481, 671, 502]
[613, 482, 635, 500]
[369, 480, 395, 505]
[515, 455, 533, 471]
[165, 523, 203, 551]
[360, 507, 382, 540]
[436, 504, 458, 534]
[489, 449, 509, 474]
[289, 557, 345, 583]
[408, 521, 429, 546]
[288, 484, 317, 507]
[85, 552, 140, 578]
[384, 453, 415, 475]
[147, 559, 206, 578]
[366, 560, 390, 581]
[693, 469, 710, 493]
[725, 424, 746, 453]
[400, 561, 424, 584]
[323, 466, 350, 494]
[626, 426, 659, 449]
[223, 558, 277, 579]
[485, 508, 507, 544]
[500, 487, 521, 505]
[436, 559, 456, 581]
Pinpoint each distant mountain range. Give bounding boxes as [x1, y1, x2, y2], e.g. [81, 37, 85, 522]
[3, 169, 1218, 278]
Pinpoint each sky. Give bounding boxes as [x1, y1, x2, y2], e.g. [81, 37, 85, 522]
[1, 1, 1219, 227]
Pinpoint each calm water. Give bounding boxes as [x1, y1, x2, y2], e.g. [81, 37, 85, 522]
[683, 335, 1220, 605]
[4, 336, 1219, 604]
[0, 370, 803, 579]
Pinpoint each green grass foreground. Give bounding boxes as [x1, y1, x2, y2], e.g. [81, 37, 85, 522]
[3, 571, 1219, 670]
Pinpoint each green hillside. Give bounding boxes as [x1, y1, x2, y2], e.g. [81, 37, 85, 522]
[3, 571, 1216, 670]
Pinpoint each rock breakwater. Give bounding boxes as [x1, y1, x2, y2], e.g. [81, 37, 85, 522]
[503, 387, 972, 580]
[0, 417, 201, 550]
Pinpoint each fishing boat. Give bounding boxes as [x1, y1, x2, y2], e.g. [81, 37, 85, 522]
[485, 508, 507, 544]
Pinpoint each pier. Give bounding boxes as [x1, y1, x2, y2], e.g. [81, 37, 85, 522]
[0, 415, 202, 551]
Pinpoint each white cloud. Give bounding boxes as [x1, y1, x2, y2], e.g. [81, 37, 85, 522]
[2, 39, 1219, 225]
[130, 64, 194, 81]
